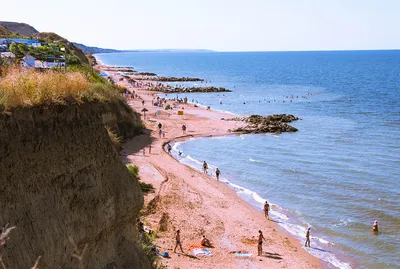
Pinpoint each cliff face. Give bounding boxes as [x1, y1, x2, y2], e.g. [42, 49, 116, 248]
[0, 103, 151, 269]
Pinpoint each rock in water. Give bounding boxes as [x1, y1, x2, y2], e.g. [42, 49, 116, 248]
[232, 114, 299, 134]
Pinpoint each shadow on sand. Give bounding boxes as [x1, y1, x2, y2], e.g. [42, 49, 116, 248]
[261, 252, 283, 260]
[120, 128, 153, 163]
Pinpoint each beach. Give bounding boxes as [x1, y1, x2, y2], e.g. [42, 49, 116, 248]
[99, 65, 324, 269]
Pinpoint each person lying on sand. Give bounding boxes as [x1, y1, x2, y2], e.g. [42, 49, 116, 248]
[201, 235, 212, 247]
[174, 230, 184, 253]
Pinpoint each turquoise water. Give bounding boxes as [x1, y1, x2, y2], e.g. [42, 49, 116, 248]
[96, 51, 400, 269]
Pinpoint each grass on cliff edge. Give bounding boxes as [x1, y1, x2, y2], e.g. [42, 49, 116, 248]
[0, 68, 124, 111]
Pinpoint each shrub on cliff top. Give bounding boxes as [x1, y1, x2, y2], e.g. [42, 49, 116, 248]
[0, 68, 123, 110]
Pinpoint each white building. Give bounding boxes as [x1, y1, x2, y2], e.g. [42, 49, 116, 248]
[22, 55, 65, 69]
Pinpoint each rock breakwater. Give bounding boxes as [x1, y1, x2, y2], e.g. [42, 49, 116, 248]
[230, 114, 299, 134]
[149, 86, 231, 93]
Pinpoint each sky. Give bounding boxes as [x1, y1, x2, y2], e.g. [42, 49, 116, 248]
[1, 0, 399, 51]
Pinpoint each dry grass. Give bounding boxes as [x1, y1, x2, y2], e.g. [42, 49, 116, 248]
[0, 68, 122, 110]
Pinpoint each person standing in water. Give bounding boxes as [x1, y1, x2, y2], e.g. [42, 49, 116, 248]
[203, 161, 208, 174]
[258, 230, 266, 256]
[264, 201, 270, 220]
[216, 168, 221, 180]
[305, 228, 311, 247]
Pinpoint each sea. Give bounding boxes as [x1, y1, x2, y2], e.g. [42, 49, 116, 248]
[96, 51, 400, 269]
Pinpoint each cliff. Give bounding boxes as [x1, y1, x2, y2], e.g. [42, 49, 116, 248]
[0, 102, 151, 269]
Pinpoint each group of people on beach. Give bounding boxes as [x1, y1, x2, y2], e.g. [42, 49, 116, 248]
[202, 161, 221, 180]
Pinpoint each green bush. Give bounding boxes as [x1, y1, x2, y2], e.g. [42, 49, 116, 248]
[140, 182, 154, 193]
[127, 165, 140, 179]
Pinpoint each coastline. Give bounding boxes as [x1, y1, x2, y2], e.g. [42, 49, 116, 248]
[97, 63, 326, 269]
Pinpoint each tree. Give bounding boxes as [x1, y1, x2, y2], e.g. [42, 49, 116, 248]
[66, 51, 81, 65]
[9, 43, 28, 60]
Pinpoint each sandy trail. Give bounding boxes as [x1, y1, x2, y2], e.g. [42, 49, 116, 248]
[101, 66, 323, 269]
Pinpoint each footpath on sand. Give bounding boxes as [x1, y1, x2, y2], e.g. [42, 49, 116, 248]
[105, 67, 323, 269]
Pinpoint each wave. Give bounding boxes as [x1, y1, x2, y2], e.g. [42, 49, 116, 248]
[171, 141, 351, 269]
[249, 158, 263, 163]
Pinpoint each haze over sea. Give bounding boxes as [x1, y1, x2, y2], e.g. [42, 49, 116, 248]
[97, 51, 400, 269]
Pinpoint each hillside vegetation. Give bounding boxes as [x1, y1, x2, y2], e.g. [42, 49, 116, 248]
[0, 68, 125, 111]
[0, 26, 14, 37]
[32, 32, 89, 64]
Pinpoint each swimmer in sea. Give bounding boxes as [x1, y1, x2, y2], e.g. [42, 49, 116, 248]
[372, 220, 379, 233]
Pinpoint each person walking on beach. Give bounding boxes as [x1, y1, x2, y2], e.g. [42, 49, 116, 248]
[258, 230, 267, 256]
[203, 161, 208, 174]
[158, 122, 162, 129]
[159, 129, 163, 138]
[148, 144, 152, 154]
[142, 100, 145, 106]
[264, 201, 270, 220]
[174, 230, 184, 253]
[182, 124, 187, 135]
[305, 228, 311, 247]
[216, 168, 221, 180]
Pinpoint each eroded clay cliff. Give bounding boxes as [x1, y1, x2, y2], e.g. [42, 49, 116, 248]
[0, 102, 151, 269]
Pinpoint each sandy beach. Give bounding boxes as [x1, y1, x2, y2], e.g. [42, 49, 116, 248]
[99, 65, 324, 269]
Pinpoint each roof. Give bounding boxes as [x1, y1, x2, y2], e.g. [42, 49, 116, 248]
[0, 51, 15, 57]
[23, 54, 36, 60]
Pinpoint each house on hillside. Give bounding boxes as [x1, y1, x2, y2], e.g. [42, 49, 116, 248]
[22, 54, 65, 69]
[0, 38, 43, 48]
[0, 51, 16, 64]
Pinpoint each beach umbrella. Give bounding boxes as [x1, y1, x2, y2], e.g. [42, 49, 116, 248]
[141, 108, 149, 119]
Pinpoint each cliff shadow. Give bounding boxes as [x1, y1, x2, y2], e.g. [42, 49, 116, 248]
[120, 128, 154, 164]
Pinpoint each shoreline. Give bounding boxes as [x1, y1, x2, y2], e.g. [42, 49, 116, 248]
[96, 62, 331, 268]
